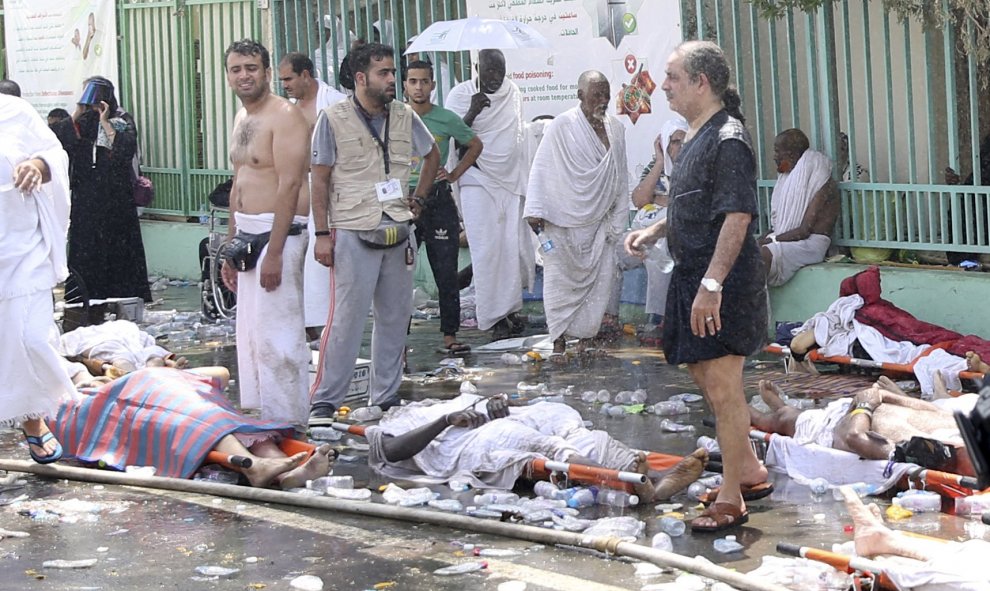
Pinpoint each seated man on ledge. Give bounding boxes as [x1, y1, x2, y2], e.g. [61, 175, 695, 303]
[749, 377, 967, 465]
[52, 365, 334, 489]
[365, 392, 707, 502]
[760, 129, 839, 286]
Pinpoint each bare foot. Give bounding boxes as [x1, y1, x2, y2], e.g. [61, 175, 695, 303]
[626, 452, 655, 502]
[758, 380, 788, 411]
[789, 329, 817, 355]
[653, 448, 708, 501]
[876, 375, 906, 396]
[244, 452, 308, 487]
[966, 351, 990, 374]
[932, 371, 950, 400]
[277, 444, 335, 490]
[839, 486, 894, 558]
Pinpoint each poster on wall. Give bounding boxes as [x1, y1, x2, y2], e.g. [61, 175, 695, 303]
[464, 0, 682, 184]
[3, 0, 119, 118]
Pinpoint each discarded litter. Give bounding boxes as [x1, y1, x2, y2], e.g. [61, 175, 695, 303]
[659, 419, 695, 433]
[290, 574, 325, 590]
[195, 566, 240, 577]
[323, 488, 372, 501]
[433, 561, 488, 576]
[581, 516, 645, 541]
[669, 393, 703, 403]
[43, 559, 98, 569]
[428, 499, 464, 512]
[477, 548, 522, 557]
[309, 427, 343, 442]
[713, 535, 744, 554]
[651, 532, 673, 552]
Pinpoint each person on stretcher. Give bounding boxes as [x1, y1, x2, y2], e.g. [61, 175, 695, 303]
[52, 364, 335, 489]
[366, 392, 708, 502]
[749, 376, 965, 463]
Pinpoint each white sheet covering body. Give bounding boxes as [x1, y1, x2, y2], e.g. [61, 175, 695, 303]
[233, 212, 310, 425]
[446, 77, 531, 330]
[366, 393, 637, 489]
[765, 149, 833, 285]
[524, 106, 629, 340]
[59, 320, 170, 368]
[301, 81, 347, 328]
[0, 95, 76, 425]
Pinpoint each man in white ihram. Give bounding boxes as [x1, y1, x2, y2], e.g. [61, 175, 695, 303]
[445, 49, 533, 342]
[523, 70, 629, 359]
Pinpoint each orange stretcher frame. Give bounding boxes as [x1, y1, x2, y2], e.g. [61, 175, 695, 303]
[330, 423, 684, 491]
[204, 439, 317, 470]
[777, 542, 898, 590]
[764, 343, 985, 382]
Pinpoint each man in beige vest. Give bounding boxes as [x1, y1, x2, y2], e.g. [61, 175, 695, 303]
[308, 43, 439, 425]
[220, 39, 311, 427]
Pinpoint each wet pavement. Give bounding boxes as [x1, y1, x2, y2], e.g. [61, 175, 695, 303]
[2, 285, 988, 590]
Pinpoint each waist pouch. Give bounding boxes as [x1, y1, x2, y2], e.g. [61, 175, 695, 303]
[223, 222, 305, 272]
[892, 436, 956, 471]
[357, 216, 411, 249]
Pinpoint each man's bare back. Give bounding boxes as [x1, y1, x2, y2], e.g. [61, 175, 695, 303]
[229, 95, 309, 217]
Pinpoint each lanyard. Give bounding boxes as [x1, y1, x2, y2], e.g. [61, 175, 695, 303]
[353, 97, 391, 175]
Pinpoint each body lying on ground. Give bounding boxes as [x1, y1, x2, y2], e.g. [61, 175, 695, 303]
[49, 366, 333, 488]
[60, 319, 188, 377]
[365, 393, 706, 502]
[750, 377, 968, 465]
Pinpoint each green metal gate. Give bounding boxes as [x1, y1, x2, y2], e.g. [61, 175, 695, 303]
[117, 0, 260, 216]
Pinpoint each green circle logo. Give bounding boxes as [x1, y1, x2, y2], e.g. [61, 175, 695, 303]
[623, 13, 637, 34]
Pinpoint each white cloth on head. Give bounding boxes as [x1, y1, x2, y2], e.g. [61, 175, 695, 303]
[59, 320, 170, 368]
[303, 82, 347, 328]
[234, 211, 310, 425]
[366, 393, 635, 489]
[0, 95, 75, 425]
[660, 116, 689, 178]
[459, 185, 530, 330]
[446, 77, 527, 196]
[792, 398, 852, 448]
[524, 107, 629, 339]
[770, 149, 833, 234]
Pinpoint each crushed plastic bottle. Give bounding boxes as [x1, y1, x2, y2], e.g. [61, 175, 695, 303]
[713, 535, 744, 554]
[434, 561, 488, 576]
[893, 489, 942, 513]
[566, 487, 598, 509]
[659, 516, 686, 537]
[323, 487, 372, 501]
[307, 475, 354, 492]
[477, 548, 522, 557]
[582, 516, 646, 540]
[348, 406, 383, 422]
[649, 400, 689, 416]
[599, 403, 614, 415]
[808, 477, 830, 496]
[607, 405, 627, 417]
[500, 353, 522, 364]
[596, 389, 611, 403]
[696, 435, 721, 453]
[428, 499, 465, 512]
[614, 391, 634, 404]
[669, 393, 704, 403]
[194, 465, 241, 485]
[597, 490, 638, 507]
[195, 565, 240, 577]
[659, 419, 695, 433]
[686, 481, 710, 501]
[581, 390, 599, 403]
[550, 512, 594, 532]
[473, 492, 519, 505]
[449, 478, 471, 492]
[517, 382, 548, 398]
[290, 574, 325, 590]
[651, 532, 673, 552]
[630, 389, 648, 404]
[43, 559, 98, 569]
[460, 381, 479, 395]
[956, 494, 990, 516]
[309, 427, 343, 441]
[124, 465, 156, 477]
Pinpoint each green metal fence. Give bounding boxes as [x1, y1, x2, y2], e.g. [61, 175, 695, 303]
[269, 0, 469, 102]
[682, 1, 990, 256]
[117, 0, 260, 216]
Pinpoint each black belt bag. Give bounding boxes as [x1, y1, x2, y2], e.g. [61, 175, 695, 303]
[223, 222, 305, 272]
[357, 216, 411, 249]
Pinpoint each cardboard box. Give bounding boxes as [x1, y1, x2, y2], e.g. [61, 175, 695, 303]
[309, 351, 371, 403]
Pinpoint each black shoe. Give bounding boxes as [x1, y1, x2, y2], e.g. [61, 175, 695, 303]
[377, 397, 402, 412]
[308, 404, 337, 427]
[507, 313, 527, 336]
[491, 318, 512, 342]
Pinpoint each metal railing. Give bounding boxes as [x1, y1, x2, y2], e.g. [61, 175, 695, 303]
[683, 0, 990, 255]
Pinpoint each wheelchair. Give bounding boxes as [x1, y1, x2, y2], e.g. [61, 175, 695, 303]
[200, 181, 236, 321]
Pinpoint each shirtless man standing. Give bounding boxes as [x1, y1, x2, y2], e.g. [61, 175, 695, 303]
[277, 52, 346, 343]
[221, 39, 311, 427]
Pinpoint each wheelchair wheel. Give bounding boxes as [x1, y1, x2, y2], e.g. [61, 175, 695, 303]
[209, 252, 236, 320]
[60, 267, 92, 332]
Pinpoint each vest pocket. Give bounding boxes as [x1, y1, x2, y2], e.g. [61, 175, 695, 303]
[388, 137, 412, 166]
[336, 137, 366, 171]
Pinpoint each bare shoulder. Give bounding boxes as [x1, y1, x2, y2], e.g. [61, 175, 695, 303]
[268, 95, 308, 129]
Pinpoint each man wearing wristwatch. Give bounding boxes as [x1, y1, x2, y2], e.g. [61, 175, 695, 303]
[625, 42, 769, 533]
[308, 43, 439, 426]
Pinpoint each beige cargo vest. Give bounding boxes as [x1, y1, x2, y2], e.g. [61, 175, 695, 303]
[324, 99, 414, 231]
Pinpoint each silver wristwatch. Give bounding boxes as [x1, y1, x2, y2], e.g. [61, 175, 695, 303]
[700, 277, 723, 293]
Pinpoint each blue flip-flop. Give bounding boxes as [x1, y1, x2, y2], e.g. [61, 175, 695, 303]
[21, 430, 63, 464]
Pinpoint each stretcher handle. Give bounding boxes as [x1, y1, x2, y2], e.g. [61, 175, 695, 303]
[540, 460, 647, 485]
[204, 452, 253, 468]
[776, 542, 895, 589]
[330, 422, 367, 435]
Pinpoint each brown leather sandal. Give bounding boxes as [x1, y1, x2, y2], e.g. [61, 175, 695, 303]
[691, 502, 749, 533]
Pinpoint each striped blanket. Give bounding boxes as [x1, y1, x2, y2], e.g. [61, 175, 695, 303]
[49, 368, 294, 478]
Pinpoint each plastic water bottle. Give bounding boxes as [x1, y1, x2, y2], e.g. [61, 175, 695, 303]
[659, 419, 695, 433]
[659, 516, 686, 537]
[473, 492, 519, 505]
[566, 487, 598, 509]
[713, 535, 744, 554]
[597, 490, 639, 507]
[596, 389, 611, 403]
[651, 532, 673, 552]
[581, 390, 599, 403]
[614, 391, 633, 404]
[349, 406, 383, 422]
[398, 487, 436, 507]
[449, 479, 471, 492]
[686, 481, 709, 501]
[533, 481, 578, 500]
[307, 475, 353, 492]
[428, 499, 464, 512]
[607, 405, 627, 417]
[433, 561, 488, 576]
[599, 403, 614, 415]
[697, 435, 720, 453]
[630, 389, 648, 404]
[809, 477, 830, 495]
[309, 427, 343, 441]
[537, 230, 554, 253]
[650, 401, 688, 416]
[894, 489, 942, 513]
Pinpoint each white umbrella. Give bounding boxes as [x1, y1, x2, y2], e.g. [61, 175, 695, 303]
[404, 17, 551, 54]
